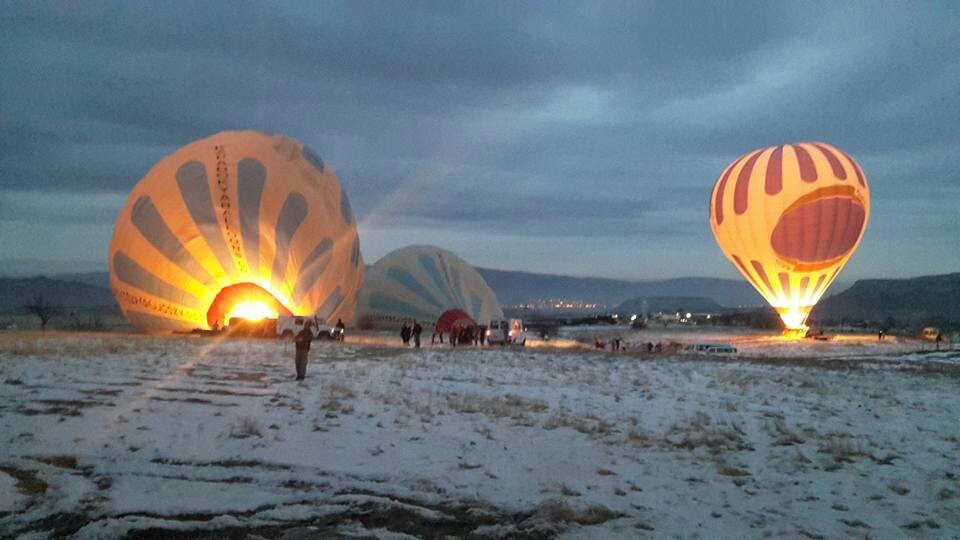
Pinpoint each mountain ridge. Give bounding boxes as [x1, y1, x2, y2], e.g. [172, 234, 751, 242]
[476, 267, 768, 308]
[813, 272, 960, 325]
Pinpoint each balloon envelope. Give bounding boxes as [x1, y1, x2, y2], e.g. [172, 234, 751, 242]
[355, 245, 503, 328]
[109, 130, 363, 333]
[709, 142, 870, 332]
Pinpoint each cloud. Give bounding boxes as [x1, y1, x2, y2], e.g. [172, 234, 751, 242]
[0, 191, 126, 225]
[0, 2, 958, 279]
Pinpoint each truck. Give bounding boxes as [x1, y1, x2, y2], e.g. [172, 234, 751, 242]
[486, 319, 527, 346]
[277, 315, 342, 341]
[681, 342, 738, 355]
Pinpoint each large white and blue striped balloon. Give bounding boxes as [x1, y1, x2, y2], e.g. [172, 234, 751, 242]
[355, 245, 502, 328]
[109, 130, 363, 333]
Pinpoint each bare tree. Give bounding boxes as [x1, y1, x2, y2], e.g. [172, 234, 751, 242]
[24, 294, 57, 331]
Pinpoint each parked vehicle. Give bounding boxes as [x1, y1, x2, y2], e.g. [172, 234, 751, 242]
[704, 344, 738, 355]
[226, 317, 277, 338]
[921, 327, 941, 341]
[277, 315, 342, 340]
[487, 319, 527, 346]
[681, 342, 737, 355]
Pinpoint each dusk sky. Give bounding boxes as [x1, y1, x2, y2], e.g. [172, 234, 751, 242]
[1, 2, 958, 281]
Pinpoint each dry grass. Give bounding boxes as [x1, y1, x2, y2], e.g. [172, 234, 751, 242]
[817, 432, 869, 465]
[665, 411, 750, 452]
[714, 455, 751, 478]
[762, 412, 805, 446]
[228, 417, 263, 439]
[530, 499, 623, 526]
[0, 332, 184, 358]
[319, 398, 354, 416]
[324, 382, 355, 399]
[0, 466, 48, 495]
[34, 455, 78, 469]
[937, 487, 958, 500]
[903, 519, 941, 530]
[770, 447, 814, 474]
[543, 412, 615, 436]
[627, 428, 654, 447]
[704, 371, 763, 393]
[446, 392, 548, 421]
[888, 483, 910, 496]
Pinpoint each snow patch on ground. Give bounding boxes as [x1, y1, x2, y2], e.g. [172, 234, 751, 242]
[1, 331, 958, 538]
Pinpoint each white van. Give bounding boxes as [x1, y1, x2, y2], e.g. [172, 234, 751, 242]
[277, 315, 341, 340]
[704, 344, 738, 355]
[681, 342, 738, 355]
[487, 319, 527, 346]
[921, 327, 940, 341]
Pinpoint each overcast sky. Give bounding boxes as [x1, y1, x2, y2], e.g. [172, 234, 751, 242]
[1, 2, 958, 281]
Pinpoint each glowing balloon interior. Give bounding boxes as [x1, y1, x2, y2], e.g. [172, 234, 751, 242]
[109, 131, 364, 333]
[709, 142, 870, 333]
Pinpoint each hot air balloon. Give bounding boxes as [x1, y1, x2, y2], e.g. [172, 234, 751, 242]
[355, 245, 502, 328]
[109, 130, 363, 333]
[709, 142, 870, 334]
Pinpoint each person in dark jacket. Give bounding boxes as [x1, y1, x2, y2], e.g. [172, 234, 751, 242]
[412, 321, 422, 348]
[335, 318, 346, 342]
[400, 323, 411, 345]
[294, 320, 314, 381]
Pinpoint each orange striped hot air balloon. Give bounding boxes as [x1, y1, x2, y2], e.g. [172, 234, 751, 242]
[109, 131, 363, 333]
[709, 142, 870, 334]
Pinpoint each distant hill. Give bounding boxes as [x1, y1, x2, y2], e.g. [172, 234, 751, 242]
[476, 268, 765, 308]
[616, 296, 724, 315]
[0, 276, 116, 308]
[43, 268, 771, 309]
[813, 273, 960, 325]
[52, 272, 111, 289]
[2, 267, 883, 319]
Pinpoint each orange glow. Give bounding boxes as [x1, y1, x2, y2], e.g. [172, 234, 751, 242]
[777, 306, 812, 333]
[781, 327, 809, 340]
[225, 300, 277, 321]
[206, 282, 292, 328]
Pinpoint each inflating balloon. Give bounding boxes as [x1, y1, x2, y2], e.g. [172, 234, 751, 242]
[709, 142, 870, 334]
[109, 131, 363, 333]
[355, 245, 502, 328]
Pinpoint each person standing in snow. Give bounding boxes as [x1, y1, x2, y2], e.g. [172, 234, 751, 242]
[412, 321, 422, 348]
[294, 320, 314, 381]
[335, 318, 346, 342]
[400, 323, 410, 346]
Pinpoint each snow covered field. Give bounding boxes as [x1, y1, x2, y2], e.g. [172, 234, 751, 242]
[1, 331, 958, 538]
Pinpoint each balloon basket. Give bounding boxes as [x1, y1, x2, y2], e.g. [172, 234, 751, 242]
[781, 327, 808, 340]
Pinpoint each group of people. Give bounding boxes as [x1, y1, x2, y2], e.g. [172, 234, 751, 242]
[399, 320, 424, 348]
[431, 325, 486, 347]
[594, 336, 624, 351]
[593, 337, 663, 353]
